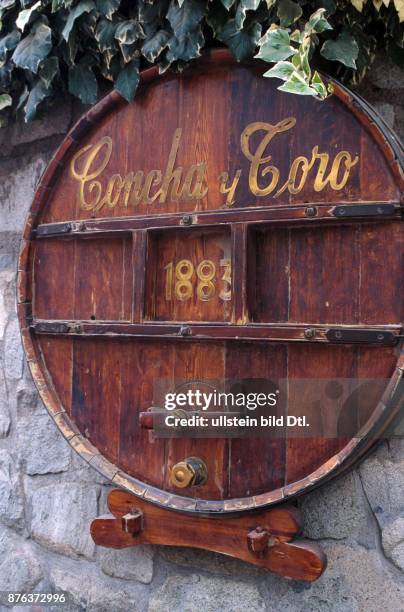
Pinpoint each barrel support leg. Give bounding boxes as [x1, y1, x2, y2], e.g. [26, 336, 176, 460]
[91, 489, 327, 582]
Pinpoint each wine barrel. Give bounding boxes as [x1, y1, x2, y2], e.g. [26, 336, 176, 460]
[18, 49, 403, 517]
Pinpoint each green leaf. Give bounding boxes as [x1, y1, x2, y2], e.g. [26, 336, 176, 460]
[96, 0, 120, 19]
[321, 29, 359, 69]
[0, 93, 12, 110]
[166, 27, 204, 62]
[310, 70, 328, 99]
[115, 20, 145, 45]
[255, 27, 295, 62]
[0, 29, 21, 60]
[142, 29, 170, 62]
[289, 29, 301, 43]
[62, 0, 95, 41]
[307, 8, 332, 34]
[220, 0, 236, 8]
[24, 79, 51, 120]
[263, 60, 294, 80]
[16, 1, 41, 31]
[167, 0, 207, 41]
[277, 0, 302, 28]
[12, 21, 52, 73]
[115, 59, 139, 101]
[39, 55, 59, 87]
[278, 72, 317, 95]
[241, 0, 261, 9]
[68, 63, 97, 103]
[218, 20, 261, 61]
[95, 18, 117, 51]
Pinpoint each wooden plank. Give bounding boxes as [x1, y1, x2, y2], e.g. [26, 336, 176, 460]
[118, 339, 174, 487]
[34, 203, 401, 238]
[225, 341, 287, 497]
[33, 239, 75, 319]
[31, 320, 401, 344]
[289, 224, 360, 324]
[71, 337, 121, 463]
[74, 236, 129, 321]
[251, 227, 290, 323]
[286, 344, 357, 483]
[359, 221, 403, 325]
[231, 224, 248, 324]
[164, 341, 228, 499]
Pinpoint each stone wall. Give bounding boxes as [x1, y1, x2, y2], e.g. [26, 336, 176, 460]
[0, 58, 403, 612]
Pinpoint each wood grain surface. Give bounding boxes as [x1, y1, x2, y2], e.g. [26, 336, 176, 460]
[18, 49, 403, 514]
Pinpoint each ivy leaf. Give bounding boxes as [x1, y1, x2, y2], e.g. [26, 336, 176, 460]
[277, 0, 302, 28]
[263, 59, 294, 80]
[0, 93, 12, 110]
[255, 27, 295, 62]
[310, 70, 328, 99]
[321, 29, 359, 69]
[95, 18, 117, 51]
[16, 0, 41, 31]
[24, 79, 51, 120]
[142, 29, 170, 62]
[114, 59, 139, 101]
[166, 27, 204, 61]
[96, 0, 120, 19]
[241, 0, 261, 9]
[393, 0, 404, 22]
[12, 21, 52, 73]
[62, 0, 95, 41]
[278, 72, 317, 95]
[220, 0, 236, 8]
[119, 42, 138, 63]
[115, 20, 145, 45]
[0, 29, 21, 60]
[167, 0, 207, 40]
[215, 17, 261, 61]
[307, 8, 332, 33]
[39, 55, 59, 87]
[68, 63, 97, 103]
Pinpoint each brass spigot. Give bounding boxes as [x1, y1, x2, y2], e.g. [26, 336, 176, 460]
[170, 457, 208, 488]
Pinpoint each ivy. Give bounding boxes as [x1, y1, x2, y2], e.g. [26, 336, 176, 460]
[0, 0, 401, 124]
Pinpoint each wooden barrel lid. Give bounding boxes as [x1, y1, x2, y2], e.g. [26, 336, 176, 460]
[18, 49, 403, 514]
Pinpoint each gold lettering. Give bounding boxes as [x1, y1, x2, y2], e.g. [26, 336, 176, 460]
[70, 136, 112, 210]
[219, 170, 241, 207]
[182, 164, 208, 200]
[329, 151, 359, 189]
[155, 128, 183, 203]
[241, 118, 296, 196]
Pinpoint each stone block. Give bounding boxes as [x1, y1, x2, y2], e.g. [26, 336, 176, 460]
[28, 483, 99, 560]
[4, 318, 24, 381]
[148, 574, 266, 612]
[0, 154, 49, 233]
[300, 471, 369, 541]
[17, 413, 71, 475]
[0, 450, 24, 529]
[99, 546, 154, 584]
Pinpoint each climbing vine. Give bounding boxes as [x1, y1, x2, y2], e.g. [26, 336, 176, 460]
[0, 0, 402, 123]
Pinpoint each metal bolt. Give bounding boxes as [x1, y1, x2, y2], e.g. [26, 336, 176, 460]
[305, 206, 317, 218]
[179, 326, 191, 337]
[304, 328, 315, 339]
[377, 333, 384, 341]
[182, 214, 193, 225]
[335, 331, 342, 339]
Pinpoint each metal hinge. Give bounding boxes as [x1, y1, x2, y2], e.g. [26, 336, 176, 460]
[332, 203, 398, 218]
[33, 221, 86, 238]
[31, 321, 82, 334]
[326, 328, 399, 346]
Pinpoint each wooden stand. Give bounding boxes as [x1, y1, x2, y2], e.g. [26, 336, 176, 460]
[91, 489, 326, 582]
